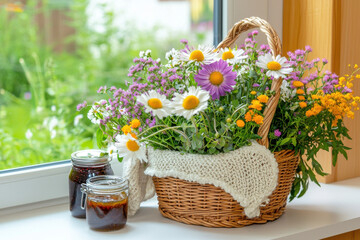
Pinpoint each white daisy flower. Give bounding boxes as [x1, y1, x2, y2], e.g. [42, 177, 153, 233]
[87, 100, 110, 124]
[136, 90, 172, 119]
[217, 48, 247, 64]
[256, 53, 293, 79]
[172, 86, 210, 120]
[179, 45, 216, 65]
[165, 48, 180, 65]
[114, 134, 147, 163]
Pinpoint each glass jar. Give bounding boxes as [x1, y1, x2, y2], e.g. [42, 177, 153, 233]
[81, 175, 129, 231]
[69, 149, 114, 218]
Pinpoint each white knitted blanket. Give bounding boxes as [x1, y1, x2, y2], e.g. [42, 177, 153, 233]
[144, 141, 278, 218]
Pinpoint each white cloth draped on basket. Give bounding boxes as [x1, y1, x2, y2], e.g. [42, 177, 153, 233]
[122, 157, 155, 216]
[144, 141, 279, 218]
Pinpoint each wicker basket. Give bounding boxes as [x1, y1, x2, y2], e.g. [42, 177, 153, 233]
[151, 17, 300, 228]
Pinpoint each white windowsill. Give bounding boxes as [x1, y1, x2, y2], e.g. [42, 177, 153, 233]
[1, 177, 360, 240]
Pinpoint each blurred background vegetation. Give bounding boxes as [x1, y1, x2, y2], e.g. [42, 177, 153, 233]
[0, 0, 213, 170]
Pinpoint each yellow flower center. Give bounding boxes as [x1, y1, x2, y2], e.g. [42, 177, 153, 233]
[148, 98, 163, 109]
[222, 50, 234, 60]
[126, 140, 140, 152]
[209, 71, 224, 85]
[182, 95, 200, 110]
[189, 50, 205, 61]
[267, 61, 282, 71]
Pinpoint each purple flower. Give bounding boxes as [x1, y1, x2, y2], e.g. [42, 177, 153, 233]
[305, 45, 312, 52]
[298, 131, 302, 135]
[274, 129, 282, 137]
[180, 39, 188, 45]
[194, 60, 237, 100]
[252, 83, 260, 87]
[76, 101, 87, 111]
[322, 58, 328, 64]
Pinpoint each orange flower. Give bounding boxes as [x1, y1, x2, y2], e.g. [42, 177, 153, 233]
[257, 95, 269, 104]
[121, 125, 131, 134]
[249, 100, 263, 111]
[253, 114, 264, 125]
[306, 110, 314, 117]
[299, 102, 307, 108]
[245, 111, 253, 122]
[250, 91, 257, 95]
[130, 132, 138, 139]
[298, 96, 305, 101]
[292, 81, 304, 88]
[130, 119, 141, 129]
[236, 120, 245, 128]
[296, 89, 305, 95]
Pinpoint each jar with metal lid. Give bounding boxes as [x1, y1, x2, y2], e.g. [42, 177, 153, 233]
[81, 175, 129, 231]
[69, 149, 114, 218]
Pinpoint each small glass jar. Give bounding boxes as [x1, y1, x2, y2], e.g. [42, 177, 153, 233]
[81, 175, 129, 231]
[69, 149, 114, 218]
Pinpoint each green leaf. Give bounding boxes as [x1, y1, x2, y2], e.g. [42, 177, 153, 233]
[280, 138, 291, 146]
[96, 128, 104, 148]
[292, 137, 297, 146]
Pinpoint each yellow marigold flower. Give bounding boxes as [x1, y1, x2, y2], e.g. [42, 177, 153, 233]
[296, 89, 305, 95]
[253, 114, 264, 125]
[250, 91, 257, 95]
[298, 96, 305, 101]
[130, 119, 141, 129]
[306, 110, 314, 117]
[257, 95, 269, 104]
[339, 77, 346, 84]
[356, 74, 360, 79]
[311, 95, 320, 100]
[245, 111, 253, 122]
[292, 81, 304, 88]
[313, 103, 323, 115]
[355, 64, 358, 69]
[249, 100, 263, 111]
[347, 82, 354, 88]
[236, 120, 245, 128]
[121, 125, 132, 134]
[347, 111, 355, 119]
[299, 102, 307, 108]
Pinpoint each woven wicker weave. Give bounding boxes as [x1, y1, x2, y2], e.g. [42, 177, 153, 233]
[152, 17, 299, 228]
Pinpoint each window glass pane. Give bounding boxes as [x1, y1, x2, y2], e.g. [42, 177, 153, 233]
[0, 0, 213, 170]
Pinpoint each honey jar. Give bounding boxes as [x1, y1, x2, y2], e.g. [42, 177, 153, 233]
[81, 175, 129, 231]
[69, 149, 114, 218]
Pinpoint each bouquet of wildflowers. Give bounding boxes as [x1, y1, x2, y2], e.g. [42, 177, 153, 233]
[78, 30, 360, 200]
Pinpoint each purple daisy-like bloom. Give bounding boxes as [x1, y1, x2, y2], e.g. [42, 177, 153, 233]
[194, 59, 237, 100]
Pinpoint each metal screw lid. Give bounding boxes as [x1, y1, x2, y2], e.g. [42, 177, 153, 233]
[71, 149, 110, 167]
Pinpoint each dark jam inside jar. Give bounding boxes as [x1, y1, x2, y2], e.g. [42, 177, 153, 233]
[69, 164, 114, 218]
[86, 195, 128, 231]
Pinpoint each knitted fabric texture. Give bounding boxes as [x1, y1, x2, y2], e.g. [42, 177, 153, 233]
[144, 141, 278, 218]
[123, 157, 155, 216]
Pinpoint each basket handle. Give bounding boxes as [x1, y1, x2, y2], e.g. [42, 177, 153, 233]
[216, 16, 283, 148]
